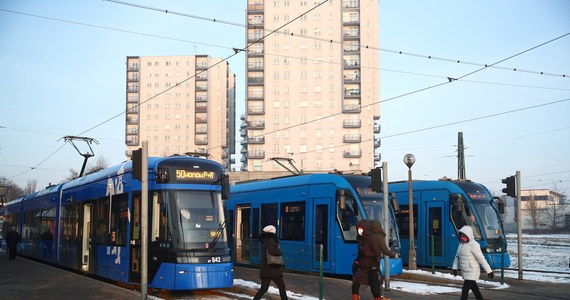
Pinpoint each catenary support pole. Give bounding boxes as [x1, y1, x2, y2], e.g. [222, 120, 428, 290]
[516, 170, 523, 280]
[141, 141, 148, 299]
[382, 162, 391, 290]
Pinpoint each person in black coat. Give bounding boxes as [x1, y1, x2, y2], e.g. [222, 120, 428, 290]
[253, 225, 288, 300]
[6, 226, 21, 260]
[352, 220, 386, 300]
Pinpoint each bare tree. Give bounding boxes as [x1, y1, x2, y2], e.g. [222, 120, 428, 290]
[23, 179, 37, 195]
[543, 182, 567, 230]
[522, 194, 543, 230]
[0, 177, 25, 205]
[67, 156, 109, 180]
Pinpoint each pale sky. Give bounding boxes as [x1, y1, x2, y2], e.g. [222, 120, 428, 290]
[1, 0, 569, 196]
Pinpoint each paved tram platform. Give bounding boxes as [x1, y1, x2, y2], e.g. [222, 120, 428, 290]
[1, 249, 568, 300]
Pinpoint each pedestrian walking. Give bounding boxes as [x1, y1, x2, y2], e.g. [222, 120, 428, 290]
[452, 226, 494, 300]
[352, 220, 390, 300]
[370, 219, 398, 288]
[253, 225, 288, 300]
[6, 226, 21, 260]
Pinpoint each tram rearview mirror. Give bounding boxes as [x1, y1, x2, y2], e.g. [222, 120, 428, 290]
[338, 189, 346, 210]
[451, 194, 463, 212]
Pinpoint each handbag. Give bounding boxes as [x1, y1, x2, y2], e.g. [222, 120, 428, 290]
[266, 248, 284, 267]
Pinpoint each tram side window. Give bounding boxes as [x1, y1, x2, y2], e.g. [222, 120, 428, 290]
[94, 195, 128, 246]
[280, 202, 305, 241]
[396, 205, 418, 239]
[261, 203, 278, 232]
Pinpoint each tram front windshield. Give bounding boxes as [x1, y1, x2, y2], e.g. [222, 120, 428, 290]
[168, 190, 228, 251]
[455, 182, 504, 241]
[361, 198, 400, 250]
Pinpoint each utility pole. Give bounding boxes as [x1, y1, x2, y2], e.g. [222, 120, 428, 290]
[457, 132, 466, 180]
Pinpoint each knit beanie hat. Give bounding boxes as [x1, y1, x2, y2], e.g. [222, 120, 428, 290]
[263, 225, 276, 234]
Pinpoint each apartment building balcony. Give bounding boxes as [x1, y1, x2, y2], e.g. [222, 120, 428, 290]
[196, 85, 208, 91]
[240, 138, 248, 145]
[344, 88, 361, 97]
[127, 75, 139, 82]
[195, 106, 208, 112]
[195, 137, 208, 145]
[375, 155, 381, 162]
[344, 61, 360, 69]
[126, 116, 139, 124]
[127, 87, 139, 92]
[195, 95, 208, 102]
[248, 106, 265, 115]
[344, 76, 360, 84]
[126, 137, 139, 146]
[343, 32, 360, 41]
[343, 134, 361, 143]
[127, 97, 139, 103]
[374, 139, 381, 147]
[343, 0, 360, 9]
[374, 124, 381, 134]
[196, 74, 208, 81]
[240, 128, 248, 137]
[248, 77, 264, 84]
[126, 128, 138, 135]
[342, 104, 361, 113]
[241, 147, 248, 153]
[247, 120, 265, 129]
[343, 119, 361, 128]
[247, 3, 263, 12]
[248, 136, 265, 144]
[344, 149, 362, 158]
[126, 107, 139, 114]
[249, 150, 265, 159]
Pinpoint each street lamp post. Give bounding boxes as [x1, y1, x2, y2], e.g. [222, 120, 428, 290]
[403, 153, 417, 270]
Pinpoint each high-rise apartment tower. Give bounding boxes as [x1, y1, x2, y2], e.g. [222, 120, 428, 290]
[241, 0, 381, 172]
[126, 55, 236, 169]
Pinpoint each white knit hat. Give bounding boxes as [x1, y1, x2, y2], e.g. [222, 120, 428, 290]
[263, 225, 276, 234]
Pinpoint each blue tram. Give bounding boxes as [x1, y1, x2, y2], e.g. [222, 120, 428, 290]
[225, 173, 403, 276]
[3, 156, 233, 290]
[389, 179, 510, 269]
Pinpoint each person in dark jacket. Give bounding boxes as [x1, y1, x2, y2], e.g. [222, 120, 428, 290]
[369, 219, 397, 297]
[6, 226, 21, 260]
[253, 225, 288, 300]
[352, 220, 386, 300]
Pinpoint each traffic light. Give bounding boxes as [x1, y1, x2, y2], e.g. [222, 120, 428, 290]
[370, 167, 382, 192]
[501, 175, 516, 197]
[132, 148, 142, 180]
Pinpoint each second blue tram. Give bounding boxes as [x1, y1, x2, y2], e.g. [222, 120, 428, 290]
[2, 156, 233, 290]
[389, 179, 510, 269]
[226, 173, 403, 276]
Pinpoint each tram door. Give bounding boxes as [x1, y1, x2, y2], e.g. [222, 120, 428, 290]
[129, 195, 141, 283]
[312, 198, 330, 271]
[235, 206, 251, 262]
[81, 204, 92, 272]
[425, 201, 445, 265]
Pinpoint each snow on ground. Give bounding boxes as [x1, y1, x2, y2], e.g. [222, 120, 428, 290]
[232, 234, 570, 298]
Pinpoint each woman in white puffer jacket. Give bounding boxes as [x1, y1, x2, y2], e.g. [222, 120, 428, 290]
[452, 226, 494, 300]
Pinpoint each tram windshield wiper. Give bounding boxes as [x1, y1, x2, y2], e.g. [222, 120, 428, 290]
[207, 221, 226, 252]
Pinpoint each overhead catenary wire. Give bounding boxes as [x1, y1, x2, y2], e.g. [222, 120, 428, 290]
[1, 8, 567, 90]
[103, 1, 570, 79]
[1, 4, 567, 182]
[2, 1, 330, 180]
